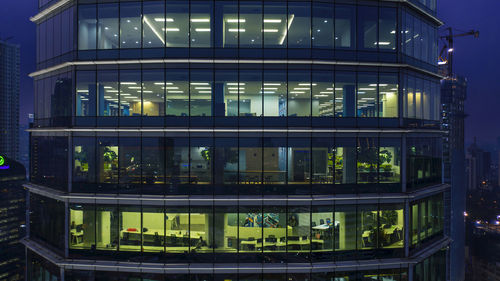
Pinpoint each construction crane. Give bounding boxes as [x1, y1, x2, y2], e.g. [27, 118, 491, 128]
[439, 27, 479, 77]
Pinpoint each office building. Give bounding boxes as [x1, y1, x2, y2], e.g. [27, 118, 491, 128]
[466, 141, 492, 191]
[0, 40, 20, 161]
[441, 75, 467, 281]
[0, 156, 26, 280]
[25, 0, 448, 280]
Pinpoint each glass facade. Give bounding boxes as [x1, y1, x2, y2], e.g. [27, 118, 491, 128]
[29, 0, 446, 279]
[67, 201, 404, 261]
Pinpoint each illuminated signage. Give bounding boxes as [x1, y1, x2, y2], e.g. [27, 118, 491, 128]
[0, 155, 9, 170]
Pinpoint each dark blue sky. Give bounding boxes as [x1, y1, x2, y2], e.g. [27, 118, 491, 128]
[0, 0, 498, 144]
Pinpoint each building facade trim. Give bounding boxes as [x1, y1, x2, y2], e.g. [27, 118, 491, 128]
[30, 59, 443, 79]
[24, 182, 450, 204]
[22, 237, 450, 274]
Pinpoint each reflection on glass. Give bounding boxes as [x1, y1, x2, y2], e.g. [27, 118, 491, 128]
[240, 1, 263, 47]
[379, 8, 396, 50]
[166, 1, 189, 47]
[190, 70, 212, 116]
[335, 5, 355, 49]
[263, 69, 286, 116]
[73, 137, 96, 185]
[288, 3, 311, 48]
[312, 3, 334, 49]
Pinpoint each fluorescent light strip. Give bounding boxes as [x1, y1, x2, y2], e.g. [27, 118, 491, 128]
[191, 19, 210, 22]
[154, 18, 174, 22]
[162, 28, 180, 32]
[227, 83, 245, 86]
[198, 91, 212, 94]
[167, 91, 183, 93]
[128, 86, 141, 89]
[263, 19, 282, 23]
[195, 87, 211, 90]
[263, 83, 281, 86]
[154, 82, 173, 85]
[124, 96, 138, 99]
[106, 90, 119, 93]
[290, 91, 305, 94]
[120, 82, 136, 85]
[195, 28, 211, 32]
[190, 82, 209, 85]
[228, 28, 245, 32]
[163, 87, 179, 90]
[293, 88, 310, 90]
[262, 29, 278, 33]
[227, 19, 246, 23]
[104, 86, 113, 89]
[299, 83, 317, 86]
[120, 93, 131, 96]
[358, 88, 375, 91]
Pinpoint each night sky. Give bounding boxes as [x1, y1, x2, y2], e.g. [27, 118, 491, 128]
[0, 0, 498, 145]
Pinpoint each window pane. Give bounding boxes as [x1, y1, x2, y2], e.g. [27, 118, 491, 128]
[379, 205, 404, 249]
[239, 2, 262, 48]
[263, 205, 286, 253]
[70, 205, 94, 250]
[288, 69, 311, 117]
[357, 136, 378, 184]
[379, 73, 398, 118]
[165, 207, 190, 253]
[379, 138, 401, 183]
[335, 72, 356, 117]
[215, 138, 238, 185]
[379, 8, 396, 50]
[142, 137, 166, 189]
[97, 70, 119, 116]
[142, 206, 164, 252]
[287, 206, 310, 253]
[96, 205, 118, 251]
[312, 70, 334, 117]
[97, 137, 118, 184]
[312, 138, 334, 184]
[240, 69, 262, 117]
[118, 138, 141, 191]
[239, 206, 262, 253]
[312, 3, 334, 49]
[119, 205, 141, 252]
[288, 138, 311, 184]
[357, 73, 377, 118]
[120, 2, 141, 49]
[218, 1, 238, 48]
[190, 1, 212, 47]
[216, 69, 238, 117]
[358, 6, 377, 49]
[335, 205, 356, 251]
[142, 69, 165, 116]
[166, 69, 189, 116]
[76, 71, 96, 117]
[263, 137, 287, 184]
[335, 137, 356, 184]
[335, 5, 355, 49]
[358, 205, 378, 250]
[166, 1, 189, 47]
[143, 1, 166, 48]
[288, 2, 311, 48]
[190, 69, 212, 116]
[190, 138, 213, 184]
[190, 207, 213, 253]
[263, 2, 286, 48]
[98, 4, 119, 49]
[166, 137, 189, 185]
[311, 206, 334, 253]
[263, 69, 286, 117]
[78, 5, 97, 50]
[120, 70, 141, 116]
[215, 207, 238, 253]
[73, 137, 96, 185]
[239, 138, 262, 184]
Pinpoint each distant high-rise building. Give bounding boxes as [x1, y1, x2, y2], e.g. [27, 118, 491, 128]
[441, 75, 468, 281]
[0, 155, 26, 281]
[0, 40, 20, 160]
[26, 0, 449, 280]
[466, 140, 492, 191]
